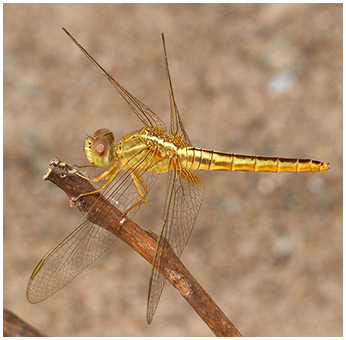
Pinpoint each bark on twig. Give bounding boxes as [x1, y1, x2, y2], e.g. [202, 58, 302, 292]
[44, 158, 242, 337]
[3, 309, 46, 337]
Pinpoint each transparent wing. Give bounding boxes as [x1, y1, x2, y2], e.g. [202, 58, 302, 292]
[145, 35, 203, 323]
[146, 165, 204, 324]
[27, 147, 162, 303]
[26, 218, 116, 303]
[161, 33, 191, 145]
[63, 28, 166, 131]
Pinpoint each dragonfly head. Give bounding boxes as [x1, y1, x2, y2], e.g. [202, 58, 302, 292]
[84, 128, 115, 167]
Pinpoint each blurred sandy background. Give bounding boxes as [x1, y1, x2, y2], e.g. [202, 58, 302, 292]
[4, 3, 342, 336]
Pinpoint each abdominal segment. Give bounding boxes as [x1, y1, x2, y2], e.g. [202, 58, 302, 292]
[178, 147, 329, 173]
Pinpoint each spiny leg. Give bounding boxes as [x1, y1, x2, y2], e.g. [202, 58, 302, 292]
[75, 163, 118, 183]
[76, 164, 98, 169]
[122, 169, 149, 216]
[74, 164, 121, 201]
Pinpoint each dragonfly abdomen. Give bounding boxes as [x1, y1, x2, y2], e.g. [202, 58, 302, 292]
[179, 147, 329, 173]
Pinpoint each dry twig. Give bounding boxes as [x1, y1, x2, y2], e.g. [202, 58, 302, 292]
[44, 158, 242, 337]
[3, 309, 46, 337]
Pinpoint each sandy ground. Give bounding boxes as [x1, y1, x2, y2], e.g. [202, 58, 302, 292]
[4, 3, 342, 337]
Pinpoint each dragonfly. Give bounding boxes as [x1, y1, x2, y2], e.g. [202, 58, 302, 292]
[27, 29, 329, 324]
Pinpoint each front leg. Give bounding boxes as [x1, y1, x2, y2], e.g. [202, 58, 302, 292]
[75, 164, 98, 169]
[73, 163, 121, 200]
[75, 162, 119, 183]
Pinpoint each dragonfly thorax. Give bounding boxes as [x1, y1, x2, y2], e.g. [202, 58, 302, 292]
[141, 127, 182, 158]
[84, 128, 116, 167]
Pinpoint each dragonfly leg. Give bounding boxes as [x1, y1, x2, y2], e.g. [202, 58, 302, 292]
[75, 164, 117, 182]
[122, 170, 149, 216]
[76, 164, 98, 168]
[74, 165, 121, 201]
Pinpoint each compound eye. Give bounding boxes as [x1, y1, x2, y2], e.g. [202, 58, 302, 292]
[92, 137, 109, 157]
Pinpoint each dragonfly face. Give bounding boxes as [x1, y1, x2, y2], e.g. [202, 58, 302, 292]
[84, 128, 116, 167]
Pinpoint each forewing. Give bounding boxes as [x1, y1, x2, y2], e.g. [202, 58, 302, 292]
[146, 166, 204, 323]
[63, 28, 166, 131]
[27, 147, 162, 303]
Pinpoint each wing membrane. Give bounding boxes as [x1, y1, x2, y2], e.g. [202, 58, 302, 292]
[26, 218, 116, 303]
[27, 147, 162, 303]
[146, 165, 204, 324]
[145, 35, 204, 323]
[32, 31, 203, 324]
[63, 28, 166, 131]
[161, 33, 191, 145]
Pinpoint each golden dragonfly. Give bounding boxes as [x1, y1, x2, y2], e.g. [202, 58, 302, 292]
[27, 29, 329, 324]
